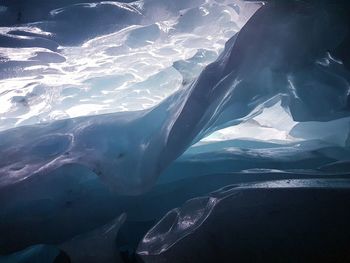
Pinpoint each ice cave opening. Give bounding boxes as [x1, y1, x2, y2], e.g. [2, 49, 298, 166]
[1, 0, 350, 262]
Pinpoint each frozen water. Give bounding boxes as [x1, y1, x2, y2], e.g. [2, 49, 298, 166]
[60, 213, 126, 263]
[0, 0, 261, 194]
[138, 179, 350, 260]
[0, 244, 68, 263]
[1, 0, 350, 260]
[1, 0, 350, 196]
[0, 0, 257, 131]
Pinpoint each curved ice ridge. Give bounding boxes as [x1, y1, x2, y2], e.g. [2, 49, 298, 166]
[1, 1, 350, 194]
[137, 178, 350, 255]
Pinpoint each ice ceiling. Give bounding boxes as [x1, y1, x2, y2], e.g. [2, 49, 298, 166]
[0, 0, 257, 130]
[1, 0, 350, 262]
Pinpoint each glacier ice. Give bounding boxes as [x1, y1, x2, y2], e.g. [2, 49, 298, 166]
[0, 244, 69, 263]
[138, 179, 350, 262]
[1, 0, 350, 261]
[1, 0, 350, 196]
[0, 0, 255, 130]
[59, 213, 126, 263]
[0, 0, 261, 194]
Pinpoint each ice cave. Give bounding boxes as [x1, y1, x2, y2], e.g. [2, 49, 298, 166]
[1, 0, 350, 262]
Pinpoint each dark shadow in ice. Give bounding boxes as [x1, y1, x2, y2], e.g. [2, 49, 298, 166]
[138, 179, 350, 262]
[59, 213, 126, 263]
[0, 244, 70, 263]
[0, 34, 58, 51]
[159, 138, 350, 184]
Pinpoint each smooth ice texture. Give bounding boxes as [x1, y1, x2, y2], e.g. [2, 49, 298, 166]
[1, 0, 350, 197]
[137, 195, 219, 255]
[1, 0, 350, 195]
[0, 0, 261, 194]
[138, 178, 350, 263]
[0, 244, 65, 263]
[59, 213, 126, 263]
[0, 0, 256, 131]
[137, 178, 350, 256]
[1, 0, 350, 259]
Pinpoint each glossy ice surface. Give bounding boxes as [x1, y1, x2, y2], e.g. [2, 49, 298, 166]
[1, 0, 350, 262]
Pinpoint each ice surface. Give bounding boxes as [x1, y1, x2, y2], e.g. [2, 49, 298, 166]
[0, 244, 68, 263]
[138, 179, 350, 261]
[0, 0, 256, 131]
[1, 0, 350, 196]
[1, 0, 350, 260]
[159, 139, 350, 184]
[0, 0, 261, 194]
[60, 213, 126, 263]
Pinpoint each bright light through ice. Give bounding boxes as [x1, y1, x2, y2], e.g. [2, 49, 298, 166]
[197, 100, 300, 144]
[0, 0, 260, 131]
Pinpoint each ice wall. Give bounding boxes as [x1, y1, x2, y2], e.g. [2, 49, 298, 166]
[1, 0, 350, 259]
[0, 0, 350, 196]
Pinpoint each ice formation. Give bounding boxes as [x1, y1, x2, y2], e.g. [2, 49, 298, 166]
[138, 179, 350, 262]
[0, 0, 261, 194]
[0, 244, 69, 263]
[59, 213, 126, 263]
[1, 0, 349, 195]
[1, 0, 350, 262]
[137, 179, 350, 256]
